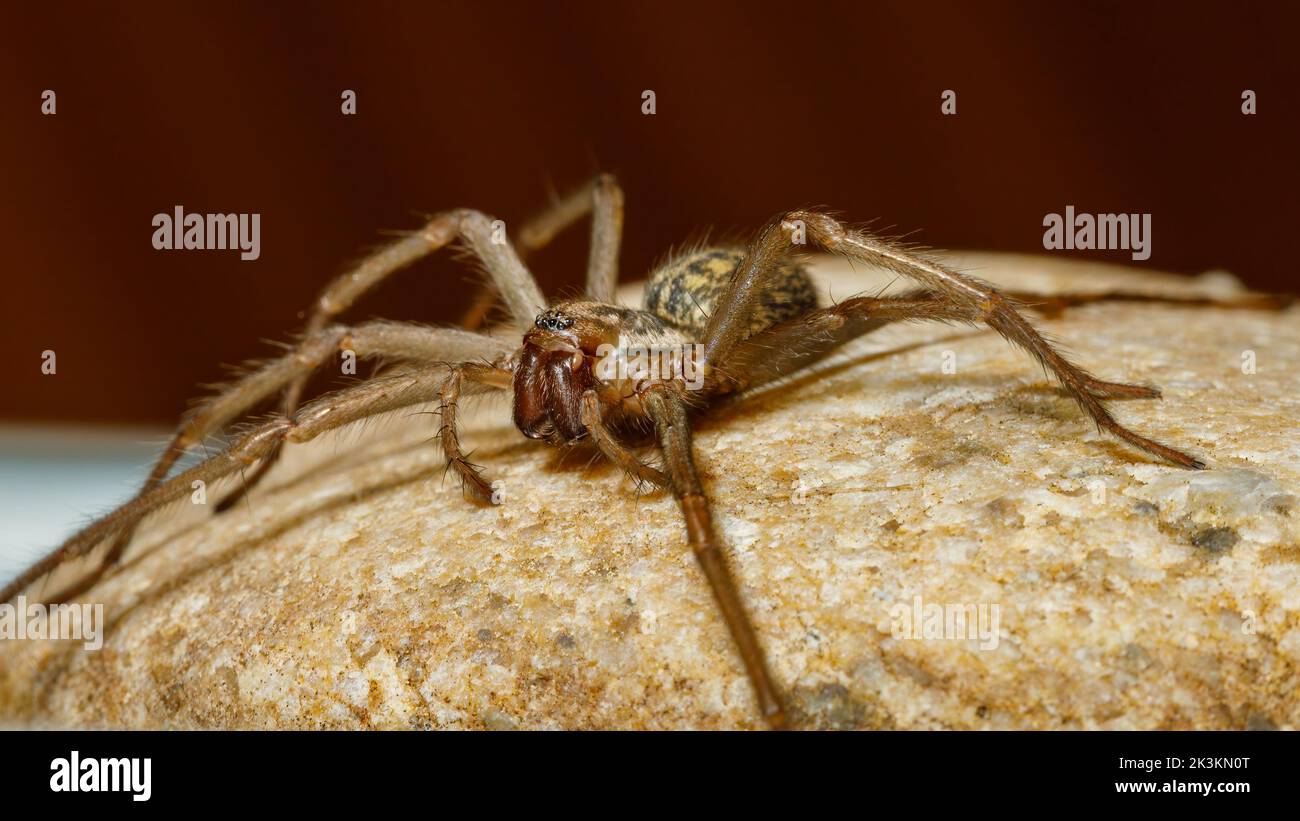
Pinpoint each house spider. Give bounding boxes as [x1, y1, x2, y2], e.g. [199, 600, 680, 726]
[3, 174, 1285, 729]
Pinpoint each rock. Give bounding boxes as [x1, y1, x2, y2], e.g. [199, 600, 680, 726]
[2, 252, 1297, 729]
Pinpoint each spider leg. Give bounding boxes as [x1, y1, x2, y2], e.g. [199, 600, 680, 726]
[578, 390, 668, 488]
[716, 291, 1163, 400]
[438, 363, 513, 503]
[519, 173, 624, 304]
[5, 364, 507, 605]
[704, 211, 1205, 469]
[643, 389, 787, 729]
[302, 208, 545, 341]
[100, 324, 512, 573]
[461, 174, 625, 328]
[210, 209, 542, 508]
[10, 356, 507, 607]
[210, 324, 510, 513]
[1, 418, 297, 605]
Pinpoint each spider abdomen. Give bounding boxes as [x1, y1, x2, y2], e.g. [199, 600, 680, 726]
[644, 247, 817, 339]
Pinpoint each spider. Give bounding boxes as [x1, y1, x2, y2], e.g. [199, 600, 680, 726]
[3, 174, 1284, 729]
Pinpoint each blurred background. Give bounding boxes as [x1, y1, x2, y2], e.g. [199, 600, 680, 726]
[0, 1, 1296, 571]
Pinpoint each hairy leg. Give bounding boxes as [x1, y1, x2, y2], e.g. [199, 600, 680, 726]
[217, 209, 538, 507]
[716, 291, 1161, 400]
[438, 363, 513, 502]
[210, 323, 511, 512]
[461, 173, 626, 327]
[303, 209, 544, 343]
[520, 173, 624, 303]
[2, 365, 502, 605]
[704, 212, 1204, 468]
[579, 390, 668, 488]
[644, 389, 787, 729]
[101, 324, 511, 573]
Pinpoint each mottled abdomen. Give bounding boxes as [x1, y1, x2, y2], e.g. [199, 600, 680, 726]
[643, 247, 817, 339]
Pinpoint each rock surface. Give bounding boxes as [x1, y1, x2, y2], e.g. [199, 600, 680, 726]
[2, 252, 1297, 729]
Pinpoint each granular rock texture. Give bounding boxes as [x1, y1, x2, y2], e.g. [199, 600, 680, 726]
[2, 252, 1297, 729]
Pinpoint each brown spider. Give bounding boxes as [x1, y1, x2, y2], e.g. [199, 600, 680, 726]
[4, 174, 1284, 729]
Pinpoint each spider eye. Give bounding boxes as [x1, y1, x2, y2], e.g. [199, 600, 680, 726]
[534, 312, 573, 331]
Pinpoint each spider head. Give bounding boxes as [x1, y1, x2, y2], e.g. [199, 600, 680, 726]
[513, 303, 621, 444]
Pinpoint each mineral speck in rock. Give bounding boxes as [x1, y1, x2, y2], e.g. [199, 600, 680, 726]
[1191, 526, 1240, 557]
[1245, 713, 1279, 731]
[790, 683, 891, 730]
[482, 708, 518, 731]
[1118, 643, 1154, 674]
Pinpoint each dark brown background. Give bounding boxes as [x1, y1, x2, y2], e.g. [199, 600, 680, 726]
[1, 1, 1296, 426]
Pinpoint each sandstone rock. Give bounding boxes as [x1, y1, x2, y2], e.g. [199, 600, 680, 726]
[2, 252, 1297, 729]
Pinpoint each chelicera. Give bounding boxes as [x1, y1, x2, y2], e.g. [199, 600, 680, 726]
[8, 174, 1282, 729]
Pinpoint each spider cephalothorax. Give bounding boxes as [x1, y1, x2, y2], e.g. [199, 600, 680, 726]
[7, 173, 1283, 729]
